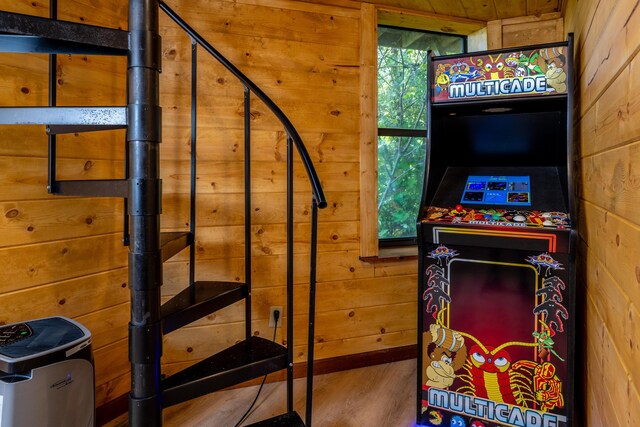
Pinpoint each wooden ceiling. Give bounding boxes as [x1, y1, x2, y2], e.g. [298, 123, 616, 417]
[359, 0, 563, 22]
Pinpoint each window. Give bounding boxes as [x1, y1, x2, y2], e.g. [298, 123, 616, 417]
[377, 26, 465, 246]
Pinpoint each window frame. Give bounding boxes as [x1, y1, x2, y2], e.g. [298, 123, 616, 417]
[359, 5, 481, 259]
[377, 129, 425, 248]
[376, 26, 467, 248]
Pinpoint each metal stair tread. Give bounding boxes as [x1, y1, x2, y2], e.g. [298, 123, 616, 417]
[0, 10, 128, 55]
[160, 231, 193, 262]
[46, 124, 127, 135]
[160, 280, 247, 334]
[245, 411, 305, 427]
[0, 106, 127, 126]
[161, 336, 288, 408]
[53, 179, 128, 198]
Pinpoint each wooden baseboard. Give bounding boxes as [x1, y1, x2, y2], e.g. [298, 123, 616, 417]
[309, 344, 417, 375]
[96, 393, 129, 427]
[96, 344, 416, 426]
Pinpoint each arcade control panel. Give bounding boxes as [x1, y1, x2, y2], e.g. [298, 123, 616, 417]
[422, 166, 570, 229]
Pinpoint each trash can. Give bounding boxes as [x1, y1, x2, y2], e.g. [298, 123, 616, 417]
[0, 316, 94, 427]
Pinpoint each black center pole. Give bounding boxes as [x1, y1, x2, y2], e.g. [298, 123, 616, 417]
[47, 0, 57, 194]
[127, 0, 163, 425]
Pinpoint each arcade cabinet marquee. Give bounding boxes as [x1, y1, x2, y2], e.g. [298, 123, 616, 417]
[417, 37, 576, 427]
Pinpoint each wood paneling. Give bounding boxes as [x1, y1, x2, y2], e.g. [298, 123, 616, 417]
[575, 0, 640, 114]
[93, 339, 130, 403]
[165, 0, 360, 47]
[162, 191, 359, 228]
[0, 233, 127, 293]
[0, 157, 124, 201]
[579, 202, 640, 309]
[359, 3, 378, 258]
[0, 269, 128, 325]
[501, 16, 563, 48]
[0, 127, 126, 160]
[8, 0, 635, 421]
[0, 0, 129, 410]
[163, 249, 376, 295]
[377, 6, 485, 35]
[487, 4, 640, 425]
[564, 0, 640, 424]
[302, 0, 563, 22]
[486, 12, 564, 49]
[0, 198, 124, 246]
[581, 142, 640, 226]
[156, 0, 438, 413]
[162, 126, 359, 166]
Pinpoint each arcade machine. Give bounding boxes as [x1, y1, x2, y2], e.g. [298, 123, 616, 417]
[417, 36, 575, 427]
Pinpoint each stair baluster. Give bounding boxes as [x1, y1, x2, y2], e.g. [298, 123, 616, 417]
[0, 1, 327, 424]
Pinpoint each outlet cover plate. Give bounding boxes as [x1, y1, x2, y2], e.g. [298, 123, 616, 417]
[269, 306, 283, 328]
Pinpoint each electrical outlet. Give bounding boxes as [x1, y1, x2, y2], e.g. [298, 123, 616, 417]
[269, 306, 283, 328]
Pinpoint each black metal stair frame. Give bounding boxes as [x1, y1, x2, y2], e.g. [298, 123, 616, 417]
[158, 1, 327, 425]
[0, 10, 129, 55]
[0, 8, 132, 241]
[0, 0, 327, 425]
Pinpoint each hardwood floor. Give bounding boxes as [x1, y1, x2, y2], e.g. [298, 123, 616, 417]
[106, 359, 417, 427]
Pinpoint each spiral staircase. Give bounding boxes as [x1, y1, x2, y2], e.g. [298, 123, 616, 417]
[0, 1, 326, 425]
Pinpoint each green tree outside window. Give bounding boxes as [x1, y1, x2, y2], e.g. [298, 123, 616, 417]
[377, 27, 465, 242]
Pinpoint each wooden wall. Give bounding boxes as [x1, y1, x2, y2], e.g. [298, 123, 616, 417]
[486, 12, 564, 49]
[157, 0, 419, 380]
[0, 0, 420, 411]
[6, 0, 636, 422]
[563, 0, 640, 425]
[485, 6, 640, 425]
[0, 0, 131, 409]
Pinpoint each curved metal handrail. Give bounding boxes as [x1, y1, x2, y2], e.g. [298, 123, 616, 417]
[160, 3, 324, 424]
[159, 0, 327, 209]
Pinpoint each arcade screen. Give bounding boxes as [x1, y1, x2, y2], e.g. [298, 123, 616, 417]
[460, 175, 531, 206]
